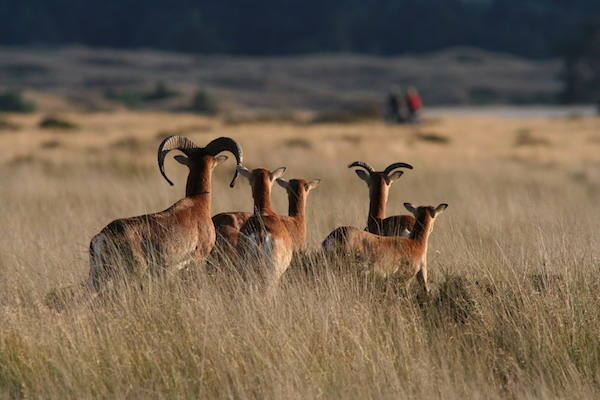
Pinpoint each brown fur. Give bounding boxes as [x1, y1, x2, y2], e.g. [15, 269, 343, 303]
[212, 211, 253, 252]
[352, 165, 416, 236]
[322, 204, 447, 293]
[236, 167, 293, 289]
[276, 178, 320, 252]
[89, 149, 233, 291]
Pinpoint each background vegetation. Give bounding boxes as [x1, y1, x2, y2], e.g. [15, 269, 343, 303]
[0, 46, 563, 112]
[2, 0, 599, 59]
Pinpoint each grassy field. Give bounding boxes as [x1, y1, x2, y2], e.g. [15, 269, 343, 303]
[1, 111, 599, 398]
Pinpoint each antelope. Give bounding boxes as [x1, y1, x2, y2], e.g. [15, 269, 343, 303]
[276, 178, 321, 252]
[235, 166, 293, 289]
[349, 161, 415, 236]
[87, 136, 243, 291]
[212, 212, 253, 253]
[211, 163, 254, 257]
[322, 203, 448, 293]
[212, 178, 320, 255]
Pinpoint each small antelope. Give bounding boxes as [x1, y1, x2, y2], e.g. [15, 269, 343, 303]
[276, 178, 321, 252]
[236, 166, 293, 289]
[88, 136, 242, 291]
[349, 161, 415, 236]
[212, 178, 320, 255]
[322, 203, 448, 293]
[212, 211, 253, 253]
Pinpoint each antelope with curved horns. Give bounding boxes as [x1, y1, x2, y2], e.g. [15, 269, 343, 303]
[349, 161, 415, 237]
[322, 203, 448, 293]
[276, 178, 321, 252]
[87, 136, 243, 291]
[235, 166, 293, 290]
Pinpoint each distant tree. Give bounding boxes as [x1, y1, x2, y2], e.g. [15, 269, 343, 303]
[1, 0, 600, 59]
[561, 23, 600, 103]
[191, 89, 218, 115]
[145, 82, 179, 101]
[0, 91, 36, 113]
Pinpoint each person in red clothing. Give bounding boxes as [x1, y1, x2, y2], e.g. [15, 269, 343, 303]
[405, 87, 423, 122]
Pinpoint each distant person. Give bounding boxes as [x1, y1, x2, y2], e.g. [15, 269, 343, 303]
[405, 87, 423, 122]
[385, 88, 409, 123]
[385, 91, 401, 123]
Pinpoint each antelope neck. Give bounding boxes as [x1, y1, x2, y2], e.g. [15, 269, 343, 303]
[252, 179, 273, 213]
[186, 163, 213, 196]
[186, 165, 213, 214]
[367, 181, 388, 230]
[288, 191, 306, 218]
[410, 213, 433, 245]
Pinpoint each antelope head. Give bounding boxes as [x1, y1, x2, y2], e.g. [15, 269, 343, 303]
[236, 165, 287, 212]
[157, 136, 243, 194]
[276, 178, 321, 216]
[348, 160, 413, 199]
[276, 178, 321, 200]
[404, 203, 448, 231]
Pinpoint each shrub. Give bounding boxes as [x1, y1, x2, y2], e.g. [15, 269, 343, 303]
[415, 132, 450, 144]
[191, 89, 218, 115]
[104, 88, 145, 108]
[40, 140, 61, 149]
[39, 116, 78, 130]
[0, 118, 20, 131]
[514, 129, 550, 147]
[283, 137, 312, 149]
[0, 90, 35, 113]
[104, 82, 180, 108]
[144, 81, 179, 101]
[432, 275, 480, 324]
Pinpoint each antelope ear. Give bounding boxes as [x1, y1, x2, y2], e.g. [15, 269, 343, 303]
[236, 165, 252, 179]
[213, 154, 228, 166]
[354, 170, 370, 182]
[174, 155, 190, 166]
[270, 167, 286, 180]
[386, 171, 404, 184]
[276, 178, 290, 190]
[434, 203, 448, 216]
[306, 179, 321, 191]
[404, 203, 417, 214]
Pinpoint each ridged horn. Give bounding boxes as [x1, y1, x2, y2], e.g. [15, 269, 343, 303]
[347, 161, 374, 174]
[157, 135, 198, 186]
[204, 137, 244, 187]
[384, 162, 413, 176]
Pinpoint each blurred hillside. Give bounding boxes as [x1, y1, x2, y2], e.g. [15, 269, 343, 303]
[0, 46, 560, 113]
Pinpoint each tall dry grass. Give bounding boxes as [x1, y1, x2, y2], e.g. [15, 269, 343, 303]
[1, 112, 599, 398]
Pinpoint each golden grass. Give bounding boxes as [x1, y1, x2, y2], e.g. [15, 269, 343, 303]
[1, 112, 599, 398]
